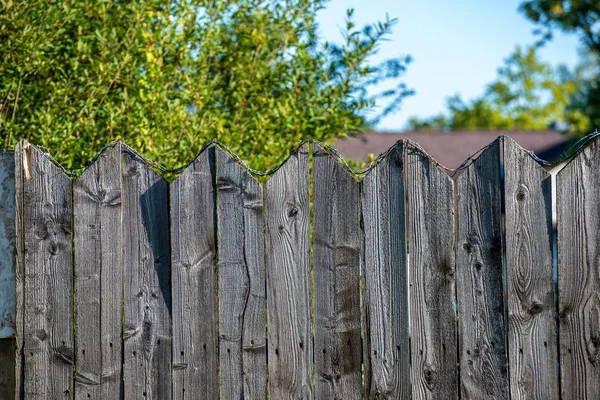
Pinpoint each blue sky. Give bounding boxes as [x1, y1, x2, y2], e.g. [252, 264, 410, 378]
[317, 0, 581, 131]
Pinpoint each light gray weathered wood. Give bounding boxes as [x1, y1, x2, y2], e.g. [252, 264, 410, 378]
[504, 137, 558, 399]
[456, 140, 508, 399]
[360, 142, 410, 399]
[170, 146, 218, 400]
[265, 144, 312, 399]
[313, 146, 362, 399]
[216, 147, 266, 399]
[17, 141, 74, 399]
[74, 144, 123, 399]
[406, 145, 457, 400]
[557, 136, 600, 400]
[122, 146, 171, 400]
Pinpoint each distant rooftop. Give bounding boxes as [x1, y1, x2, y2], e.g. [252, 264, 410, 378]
[334, 130, 572, 170]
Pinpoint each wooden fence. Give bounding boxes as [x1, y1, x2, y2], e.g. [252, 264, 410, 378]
[0, 136, 598, 399]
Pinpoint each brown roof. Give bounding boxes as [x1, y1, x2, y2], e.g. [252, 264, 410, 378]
[334, 130, 571, 169]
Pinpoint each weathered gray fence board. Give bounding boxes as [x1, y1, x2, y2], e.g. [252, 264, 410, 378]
[0, 152, 15, 400]
[360, 142, 410, 399]
[504, 138, 558, 399]
[405, 145, 457, 400]
[15, 144, 25, 400]
[170, 146, 218, 400]
[0, 152, 15, 339]
[313, 146, 362, 399]
[557, 137, 600, 400]
[265, 144, 312, 399]
[73, 144, 123, 399]
[456, 140, 508, 399]
[17, 142, 74, 399]
[122, 146, 171, 400]
[216, 147, 267, 399]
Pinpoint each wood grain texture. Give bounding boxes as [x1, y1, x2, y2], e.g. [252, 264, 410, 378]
[122, 146, 171, 400]
[15, 142, 25, 400]
[74, 144, 123, 399]
[360, 142, 410, 399]
[405, 145, 457, 400]
[0, 152, 16, 339]
[17, 142, 74, 399]
[557, 137, 600, 400]
[170, 146, 218, 400]
[265, 144, 312, 399]
[503, 138, 558, 399]
[313, 146, 362, 399]
[216, 147, 266, 399]
[456, 140, 508, 399]
[0, 153, 16, 399]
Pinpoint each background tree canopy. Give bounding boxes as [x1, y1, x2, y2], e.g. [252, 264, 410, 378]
[409, 0, 600, 136]
[0, 0, 412, 171]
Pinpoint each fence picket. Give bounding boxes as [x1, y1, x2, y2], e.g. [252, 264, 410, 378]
[361, 142, 410, 399]
[16, 141, 74, 399]
[216, 147, 267, 399]
[557, 136, 600, 399]
[456, 139, 507, 399]
[265, 144, 312, 398]
[170, 146, 218, 400]
[74, 144, 123, 399]
[122, 146, 171, 400]
[504, 137, 558, 399]
[313, 145, 362, 399]
[405, 145, 457, 400]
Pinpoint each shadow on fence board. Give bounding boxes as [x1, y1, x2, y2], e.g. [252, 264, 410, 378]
[0, 136, 598, 399]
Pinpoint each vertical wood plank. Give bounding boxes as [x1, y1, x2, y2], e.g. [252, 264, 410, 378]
[15, 144, 25, 400]
[74, 144, 123, 399]
[216, 147, 266, 399]
[313, 146, 362, 399]
[557, 137, 600, 399]
[16, 142, 74, 399]
[456, 140, 508, 399]
[265, 144, 312, 399]
[122, 146, 171, 400]
[0, 152, 16, 339]
[405, 145, 457, 400]
[504, 138, 558, 399]
[0, 152, 16, 400]
[170, 146, 218, 400]
[360, 142, 410, 399]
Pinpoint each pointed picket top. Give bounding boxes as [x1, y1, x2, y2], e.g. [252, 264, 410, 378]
[215, 145, 261, 188]
[361, 139, 405, 180]
[556, 132, 600, 179]
[16, 140, 72, 181]
[171, 142, 217, 184]
[503, 135, 551, 175]
[405, 140, 454, 182]
[312, 142, 358, 180]
[76, 142, 122, 182]
[264, 142, 310, 184]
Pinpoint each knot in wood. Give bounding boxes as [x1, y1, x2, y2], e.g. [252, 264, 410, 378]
[289, 207, 299, 218]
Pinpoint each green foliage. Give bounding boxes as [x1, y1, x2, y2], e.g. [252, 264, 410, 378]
[519, 0, 600, 135]
[520, 0, 600, 53]
[406, 46, 582, 131]
[0, 0, 411, 172]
